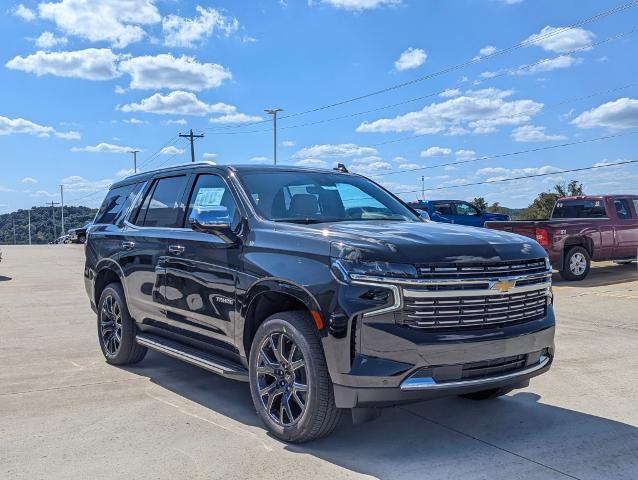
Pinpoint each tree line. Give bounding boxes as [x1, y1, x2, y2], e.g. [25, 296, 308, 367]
[0, 206, 97, 245]
[472, 180, 585, 220]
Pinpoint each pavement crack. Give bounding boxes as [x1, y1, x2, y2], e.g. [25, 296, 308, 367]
[0, 378, 141, 396]
[399, 407, 583, 480]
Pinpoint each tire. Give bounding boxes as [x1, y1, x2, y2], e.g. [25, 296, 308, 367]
[248, 311, 341, 443]
[559, 246, 590, 281]
[460, 386, 514, 400]
[78, 234, 86, 244]
[97, 283, 147, 365]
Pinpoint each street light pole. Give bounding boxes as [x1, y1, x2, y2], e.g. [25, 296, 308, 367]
[28, 209, 32, 246]
[129, 150, 140, 173]
[264, 108, 283, 165]
[59, 184, 65, 234]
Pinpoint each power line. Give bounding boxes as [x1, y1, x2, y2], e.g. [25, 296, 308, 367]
[280, 0, 638, 120]
[199, 0, 638, 133]
[375, 131, 638, 176]
[392, 158, 638, 195]
[136, 135, 180, 170]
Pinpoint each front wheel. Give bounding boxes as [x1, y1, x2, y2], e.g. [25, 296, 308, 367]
[559, 246, 590, 281]
[248, 311, 341, 443]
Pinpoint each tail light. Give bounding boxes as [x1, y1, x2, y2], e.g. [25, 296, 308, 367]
[535, 227, 549, 247]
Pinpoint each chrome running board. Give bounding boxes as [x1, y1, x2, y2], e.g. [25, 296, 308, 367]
[136, 334, 248, 382]
[400, 355, 550, 391]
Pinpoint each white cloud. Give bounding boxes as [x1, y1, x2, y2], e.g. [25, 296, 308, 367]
[421, 146, 451, 157]
[475, 165, 562, 182]
[202, 152, 217, 159]
[314, 0, 402, 11]
[13, 4, 35, 21]
[249, 156, 271, 163]
[118, 54, 231, 91]
[521, 55, 582, 75]
[439, 89, 460, 98]
[71, 142, 138, 153]
[293, 143, 378, 159]
[282, 140, 295, 147]
[348, 156, 392, 176]
[122, 118, 147, 125]
[22, 177, 39, 184]
[116, 168, 135, 178]
[61, 175, 112, 193]
[524, 26, 595, 53]
[498, 0, 523, 4]
[209, 113, 263, 124]
[160, 146, 184, 155]
[511, 125, 566, 142]
[0, 115, 79, 139]
[456, 149, 476, 160]
[34, 31, 68, 49]
[119, 91, 235, 116]
[295, 158, 328, 168]
[163, 5, 239, 48]
[6, 48, 120, 80]
[394, 47, 427, 71]
[479, 45, 497, 57]
[572, 98, 638, 129]
[165, 118, 187, 125]
[114, 85, 126, 94]
[357, 88, 543, 135]
[38, 0, 161, 48]
[398, 162, 420, 169]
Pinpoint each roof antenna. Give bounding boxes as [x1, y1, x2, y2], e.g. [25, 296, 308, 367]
[334, 163, 349, 173]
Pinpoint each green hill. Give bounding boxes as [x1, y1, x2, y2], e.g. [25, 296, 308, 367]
[0, 206, 97, 245]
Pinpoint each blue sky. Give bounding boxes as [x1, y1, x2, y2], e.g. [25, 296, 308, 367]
[1, 0, 637, 212]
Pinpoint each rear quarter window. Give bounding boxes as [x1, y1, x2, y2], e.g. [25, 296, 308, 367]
[94, 182, 143, 225]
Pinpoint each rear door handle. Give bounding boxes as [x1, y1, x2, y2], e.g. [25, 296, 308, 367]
[121, 241, 135, 250]
[169, 245, 185, 255]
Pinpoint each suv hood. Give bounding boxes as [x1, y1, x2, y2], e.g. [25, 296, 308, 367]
[316, 220, 545, 264]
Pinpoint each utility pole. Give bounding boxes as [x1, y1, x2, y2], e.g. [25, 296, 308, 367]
[179, 129, 204, 163]
[129, 149, 140, 173]
[421, 176, 425, 201]
[46, 201, 60, 240]
[28, 209, 32, 246]
[264, 108, 283, 165]
[59, 184, 65, 234]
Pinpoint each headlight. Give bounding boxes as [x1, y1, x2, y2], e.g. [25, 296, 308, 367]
[332, 258, 418, 280]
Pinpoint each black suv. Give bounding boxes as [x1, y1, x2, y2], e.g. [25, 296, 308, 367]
[85, 163, 555, 442]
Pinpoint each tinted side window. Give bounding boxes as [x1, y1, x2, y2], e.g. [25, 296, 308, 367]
[186, 174, 240, 229]
[455, 202, 480, 216]
[552, 200, 607, 218]
[135, 176, 188, 228]
[95, 183, 143, 225]
[633, 199, 638, 216]
[614, 199, 632, 219]
[433, 202, 454, 215]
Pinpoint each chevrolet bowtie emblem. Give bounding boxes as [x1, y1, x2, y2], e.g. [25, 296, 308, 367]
[492, 280, 516, 293]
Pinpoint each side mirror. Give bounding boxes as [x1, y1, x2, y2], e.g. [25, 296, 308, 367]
[190, 206, 237, 243]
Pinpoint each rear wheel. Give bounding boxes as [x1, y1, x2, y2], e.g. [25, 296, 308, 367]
[559, 246, 590, 281]
[97, 283, 147, 365]
[460, 387, 514, 400]
[249, 311, 341, 443]
[78, 234, 86, 244]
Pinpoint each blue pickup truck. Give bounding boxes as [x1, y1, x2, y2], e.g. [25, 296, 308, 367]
[410, 200, 510, 227]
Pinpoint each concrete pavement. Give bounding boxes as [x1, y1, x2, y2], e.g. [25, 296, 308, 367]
[1, 245, 637, 480]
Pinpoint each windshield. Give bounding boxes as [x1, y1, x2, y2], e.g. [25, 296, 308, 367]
[238, 171, 420, 223]
[552, 199, 607, 219]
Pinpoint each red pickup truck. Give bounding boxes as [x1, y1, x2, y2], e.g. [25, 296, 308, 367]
[486, 195, 638, 280]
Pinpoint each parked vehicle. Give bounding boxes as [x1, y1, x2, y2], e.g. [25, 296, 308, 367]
[410, 200, 510, 227]
[85, 163, 555, 442]
[486, 195, 638, 281]
[68, 224, 91, 244]
[56, 235, 72, 244]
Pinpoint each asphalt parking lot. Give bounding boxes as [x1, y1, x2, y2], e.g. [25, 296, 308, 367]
[1, 245, 637, 480]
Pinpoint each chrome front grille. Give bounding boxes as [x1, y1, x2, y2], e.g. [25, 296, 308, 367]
[402, 287, 548, 329]
[416, 258, 548, 280]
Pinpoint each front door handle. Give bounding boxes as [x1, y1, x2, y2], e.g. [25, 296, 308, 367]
[169, 245, 185, 255]
[121, 241, 135, 250]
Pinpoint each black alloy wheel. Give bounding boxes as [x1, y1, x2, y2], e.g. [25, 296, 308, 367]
[256, 332, 309, 427]
[100, 293, 123, 357]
